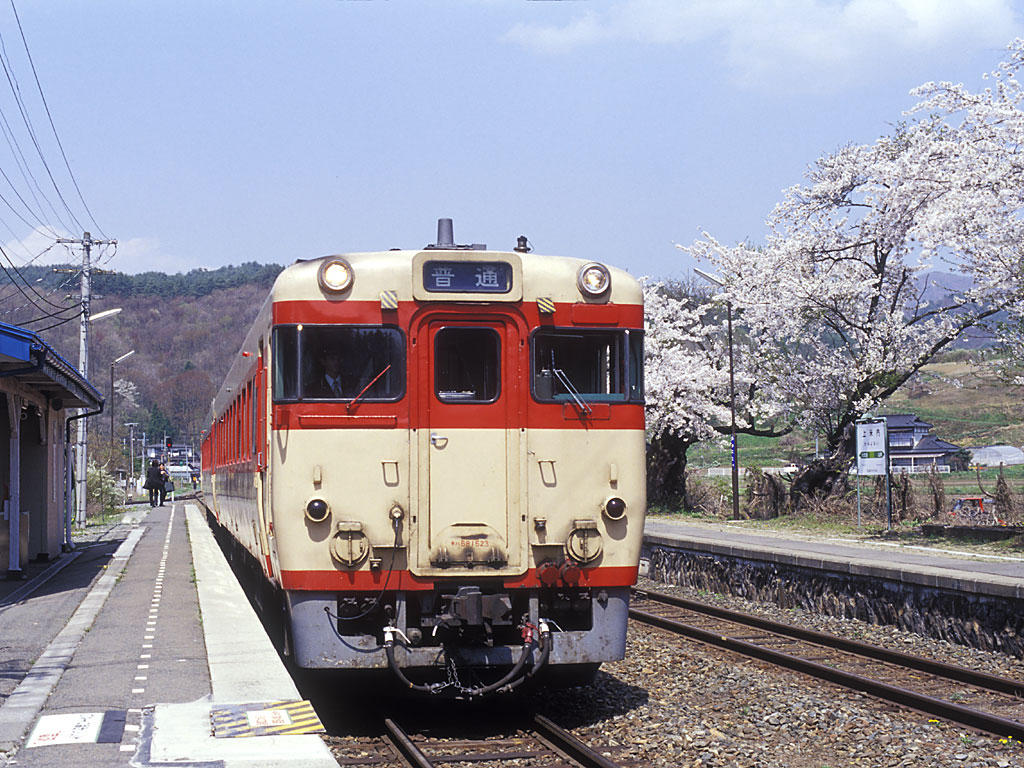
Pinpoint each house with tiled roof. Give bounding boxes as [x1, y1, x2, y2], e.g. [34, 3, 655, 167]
[883, 414, 961, 472]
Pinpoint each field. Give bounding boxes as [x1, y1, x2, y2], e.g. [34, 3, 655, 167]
[684, 352, 1024, 524]
[695, 352, 1022, 468]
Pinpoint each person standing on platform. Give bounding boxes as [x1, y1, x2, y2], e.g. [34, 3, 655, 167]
[144, 460, 162, 507]
[158, 463, 170, 506]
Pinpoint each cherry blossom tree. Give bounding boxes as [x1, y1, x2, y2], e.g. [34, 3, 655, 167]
[685, 40, 1024, 454]
[644, 279, 792, 508]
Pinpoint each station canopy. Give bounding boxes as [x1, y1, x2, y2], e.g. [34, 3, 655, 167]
[0, 321, 102, 410]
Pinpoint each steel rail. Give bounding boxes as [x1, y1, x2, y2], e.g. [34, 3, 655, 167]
[381, 715, 624, 768]
[629, 603, 1024, 740]
[383, 718, 433, 768]
[533, 713, 623, 768]
[634, 588, 1024, 697]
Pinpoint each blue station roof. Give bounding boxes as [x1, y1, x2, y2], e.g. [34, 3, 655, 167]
[0, 321, 103, 409]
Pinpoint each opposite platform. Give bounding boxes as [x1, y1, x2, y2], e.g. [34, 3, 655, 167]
[644, 517, 1024, 600]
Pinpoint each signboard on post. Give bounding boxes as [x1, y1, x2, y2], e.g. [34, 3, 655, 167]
[855, 415, 893, 530]
[856, 419, 888, 476]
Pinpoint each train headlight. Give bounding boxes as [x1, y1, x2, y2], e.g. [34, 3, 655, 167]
[318, 257, 353, 293]
[305, 498, 330, 523]
[577, 262, 611, 298]
[603, 497, 627, 521]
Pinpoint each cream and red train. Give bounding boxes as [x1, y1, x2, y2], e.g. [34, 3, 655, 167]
[201, 220, 645, 696]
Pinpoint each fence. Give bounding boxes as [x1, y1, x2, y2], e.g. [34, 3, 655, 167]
[706, 466, 797, 477]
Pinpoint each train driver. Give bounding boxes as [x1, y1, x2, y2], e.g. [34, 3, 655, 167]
[309, 348, 350, 398]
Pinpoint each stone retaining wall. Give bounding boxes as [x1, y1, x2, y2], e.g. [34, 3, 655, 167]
[645, 545, 1024, 659]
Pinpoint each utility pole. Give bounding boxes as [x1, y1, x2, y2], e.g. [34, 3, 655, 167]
[57, 231, 117, 525]
[695, 267, 741, 520]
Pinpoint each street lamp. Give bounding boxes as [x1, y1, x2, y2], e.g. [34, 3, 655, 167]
[694, 268, 740, 521]
[76, 307, 123, 525]
[91, 307, 122, 322]
[110, 350, 135, 454]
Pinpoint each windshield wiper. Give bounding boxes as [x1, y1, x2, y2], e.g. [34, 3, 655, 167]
[551, 367, 592, 415]
[346, 363, 392, 412]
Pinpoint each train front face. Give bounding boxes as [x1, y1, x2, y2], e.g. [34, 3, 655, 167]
[269, 246, 645, 689]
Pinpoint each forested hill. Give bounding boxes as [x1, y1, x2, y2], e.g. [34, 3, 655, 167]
[0, 262, 284, 450]
[9, 261, 284, 299]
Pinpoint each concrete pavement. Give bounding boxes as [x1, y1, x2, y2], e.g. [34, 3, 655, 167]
[0, 503, 338, 767]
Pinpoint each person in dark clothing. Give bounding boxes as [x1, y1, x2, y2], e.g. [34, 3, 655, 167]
[158, 463, 170, 506]
[307, 349, 348, 398]
[144, 460, 162, 507]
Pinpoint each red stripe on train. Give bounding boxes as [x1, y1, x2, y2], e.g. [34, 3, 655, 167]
[280, 565, 639, 592]
[271, 299, 644, 328]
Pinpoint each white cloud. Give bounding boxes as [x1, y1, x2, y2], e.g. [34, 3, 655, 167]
[1, 227, 200, 274]
[505, 0, 1022, 90]
[2, 226, 68, 266]
[107, 236, 168, 273]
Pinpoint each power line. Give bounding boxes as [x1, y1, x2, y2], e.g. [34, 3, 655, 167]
[7, 0, 104, 238]
[0, 246, 70, 317]
[0, 94, 62, 230]
[31, 304, 81, 331]
[0, 243, 67, 310]
[0, 2, 112, 341]
[0, 33, 79, 234]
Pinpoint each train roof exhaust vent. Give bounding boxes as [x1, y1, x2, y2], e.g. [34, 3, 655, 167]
[425, 218, 487, 251]
[436, 218, 454, 248]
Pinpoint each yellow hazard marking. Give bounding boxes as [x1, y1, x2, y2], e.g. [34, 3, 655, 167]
[210, 700, 324, 738]
[537, 296, 555, 314]
[380, 290, 399, 310]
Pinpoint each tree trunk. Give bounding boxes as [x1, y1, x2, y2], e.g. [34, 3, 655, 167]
[646, 430, 694, 510]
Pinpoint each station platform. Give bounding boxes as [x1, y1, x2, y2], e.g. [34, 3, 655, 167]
[0, 503, 339, 768]
[643, 517, 1024, 599]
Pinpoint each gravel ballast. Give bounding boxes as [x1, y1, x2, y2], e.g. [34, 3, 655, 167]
[525, 574, 1023, 767]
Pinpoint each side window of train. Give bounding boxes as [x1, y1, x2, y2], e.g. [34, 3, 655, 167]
[531, 328, 644, 403]
[272, 326, 298, 400]
[435, 327, 500, 403]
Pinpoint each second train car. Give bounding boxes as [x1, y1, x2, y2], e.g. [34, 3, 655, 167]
[201, 219, 645, 696]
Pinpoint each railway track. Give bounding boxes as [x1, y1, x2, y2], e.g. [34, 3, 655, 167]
[327, 714, 634, 767]
[630, 587, 1024, 740]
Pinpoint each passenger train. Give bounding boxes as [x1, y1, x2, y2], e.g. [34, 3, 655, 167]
[201, 220, 645, 696]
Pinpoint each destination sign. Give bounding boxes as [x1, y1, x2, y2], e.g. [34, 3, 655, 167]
[423, 261, 512, 294]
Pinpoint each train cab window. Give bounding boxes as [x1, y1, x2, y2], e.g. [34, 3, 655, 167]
[532, 329, 644, 403]
[273, 325, 405, 402]
[434, 327, 500, 403]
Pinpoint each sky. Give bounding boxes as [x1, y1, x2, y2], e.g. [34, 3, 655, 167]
[0, 0, 1021, 281]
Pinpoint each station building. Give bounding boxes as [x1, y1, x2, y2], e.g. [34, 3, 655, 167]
[0, 321, 103, 578]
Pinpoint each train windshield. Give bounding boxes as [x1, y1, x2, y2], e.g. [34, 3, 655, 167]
[532, 329, 643, 403]
[272, 325, 405, 402]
